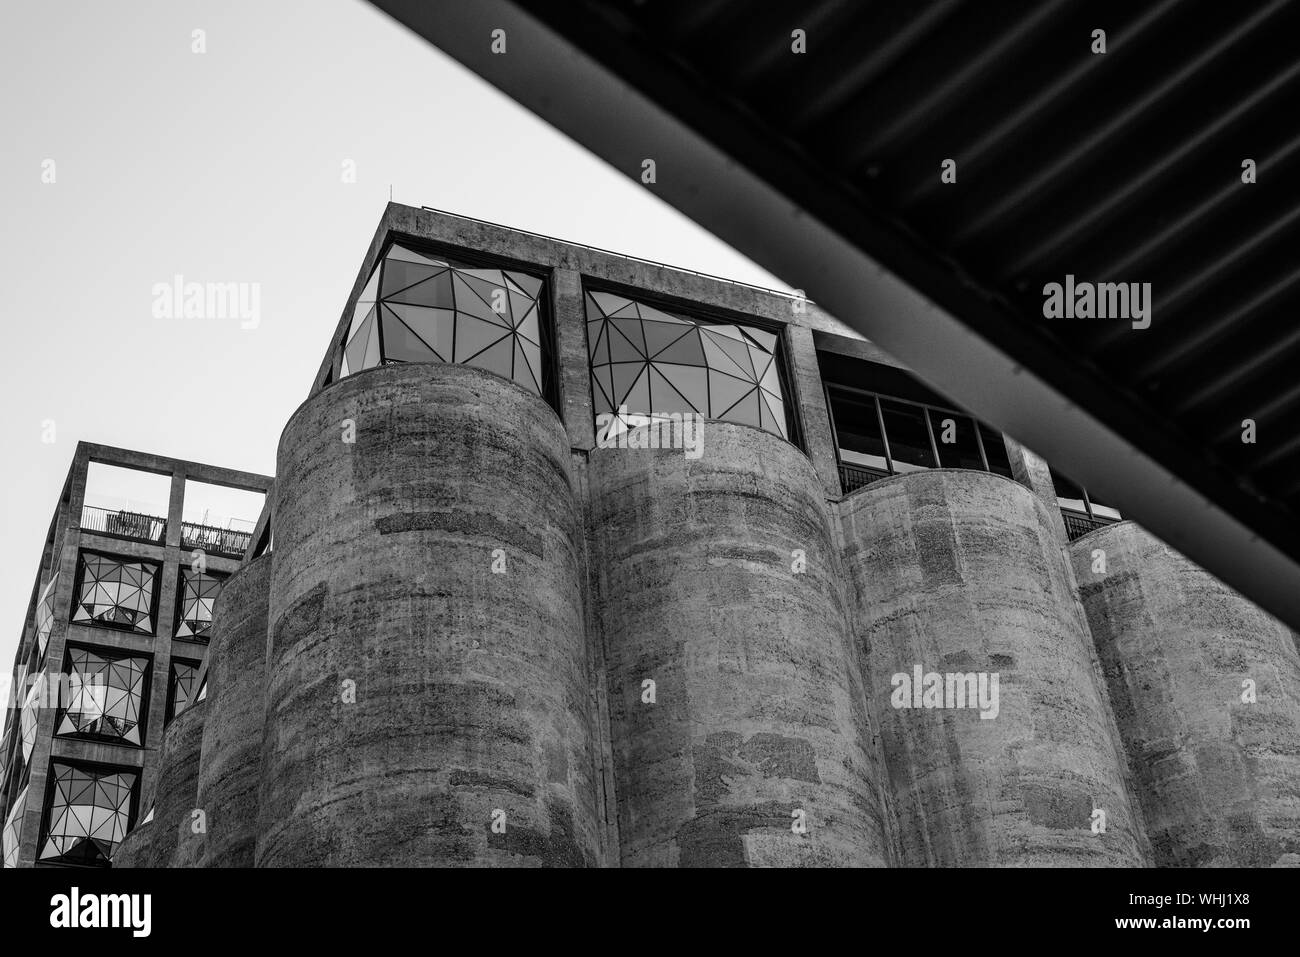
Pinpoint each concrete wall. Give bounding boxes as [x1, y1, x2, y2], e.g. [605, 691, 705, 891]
[258, 362, 603, 867]
[196, 555, 271, 868]
[841, 470, 1147, 866]
[145, 702, 205, 868]
[1072, 522, 1300, 866]
[587, 422, 893, 867]
[110, 821, 153, 869]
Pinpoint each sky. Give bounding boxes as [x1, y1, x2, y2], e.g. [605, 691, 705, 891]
[0, 0, 788, 679]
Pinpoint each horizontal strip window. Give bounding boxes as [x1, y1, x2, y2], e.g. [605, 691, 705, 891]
[826, 382, 1012, 495]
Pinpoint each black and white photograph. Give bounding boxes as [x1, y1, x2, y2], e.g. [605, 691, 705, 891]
[1, 0, 1295, 940]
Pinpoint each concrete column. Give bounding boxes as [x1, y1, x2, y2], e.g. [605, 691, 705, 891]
[551, 267, 596, 452]
[785, 324, 842, 499]
[1003, 435, 1067, 542]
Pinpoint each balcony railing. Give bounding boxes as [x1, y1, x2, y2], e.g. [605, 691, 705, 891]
[838, 462, 891, 495]
[180, 521, 254, 558]
[80, 506, 167, 544]
[1062, 508, 1116, 542]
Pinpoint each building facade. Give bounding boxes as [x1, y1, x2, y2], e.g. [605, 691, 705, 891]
[0, 446, 271, 868]
[8, 204, 1300, 867]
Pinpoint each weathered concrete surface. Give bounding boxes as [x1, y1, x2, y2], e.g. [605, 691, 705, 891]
[146, 702, 205, 868]
[588, 422, 893, 867]
[1072, 522, 1300, 867]
[110, 821, 153, 868]
[258, 362, 602, 867]
[196, 555, 271, 867]
[842, 470, 1147, 866]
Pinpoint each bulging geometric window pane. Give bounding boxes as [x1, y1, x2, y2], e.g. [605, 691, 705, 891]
[20, 679, 41, 764]
[339, 243, 548, 398]
[176, 569, 225, 640]
[71, 552, 158, 635]
[38, 762, 137, 867]
[585, 291, 790, 439]
[34, 573, 58, 662]
[167, 660, 199, 723]
[3, 786, 26, 868]
[56, 647, 150, 747]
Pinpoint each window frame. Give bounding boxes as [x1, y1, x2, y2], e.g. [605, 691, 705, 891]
[825, 381, 1001, 480]
[69, 549, 162, 638]
[54, 643, 153, 750]
[581, 281, 805, 450]
[338, 235, 559, 410]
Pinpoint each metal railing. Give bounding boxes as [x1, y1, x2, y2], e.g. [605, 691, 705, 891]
[839, 462, 891, 495]
[180, 521, 254, 558]
[80, 506, 166, 544]
[1062, 508, 1115, 542]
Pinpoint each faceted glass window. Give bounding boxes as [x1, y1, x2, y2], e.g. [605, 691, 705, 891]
[34, 574, 58, 662]
[56, 647, 150, 747]
[39, 762, 137, 867]
[585, 291, 790, 439]
[71, 552, 158, 635]
[19, 678, 41, 764]
[167, 660, 199, 723]
[3, 786, 25, 868]
[339, 243, 548, 397]
[176, 568, 225, 640]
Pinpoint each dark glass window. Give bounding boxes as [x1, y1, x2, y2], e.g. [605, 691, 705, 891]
[980, 424, 1014, 478]
[166, 660, 200, 723]
[56, 647, 150, 747]
[878, 400, 936, 472]
[339, 243, 551, 401]
[822, 355, 1014, 494]
[930, 411, 985, 471]
[585, 290, 792, 440]
[1050, 468, 1123, 540]
[71, 551, 159, 635]
[38, 761, 137, 867]
[830, 390, 888, 473]
[175, 568, 225, 640]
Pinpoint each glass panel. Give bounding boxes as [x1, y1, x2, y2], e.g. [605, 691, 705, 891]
[928, 410, 984, 470]
[879, 399, 937, 472]
[1086, 488, 1122, 521]
[1051, 469, 1088, 514]
[980, 425, 1014, 478]
[73, 553, 157, 634]
[828, 389, 888, 472]
[57, 648, 149, 745]
[38, 763, 137, 866]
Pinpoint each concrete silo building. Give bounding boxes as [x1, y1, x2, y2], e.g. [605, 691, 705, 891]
[6, 204, 1299, 868]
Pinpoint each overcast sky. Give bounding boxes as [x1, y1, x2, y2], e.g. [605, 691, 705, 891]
[0, 0, 787, 682]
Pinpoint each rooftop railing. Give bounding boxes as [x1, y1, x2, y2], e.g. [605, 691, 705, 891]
[180, 521, 254, 559]
[1062, 508, 1117, 542]
[838, 462, 891, 495]
[80, 506, 167, 544]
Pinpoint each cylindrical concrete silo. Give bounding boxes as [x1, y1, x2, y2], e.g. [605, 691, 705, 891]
[110, 821, 153, 868]
[1072, 522, 1300, 867]
[195, 554, 271, 868]
[588, 422, 894, 867]
[258, 362, 602, 867]
[841, 470, 1147, 866]
[146, 701, 205, 868]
